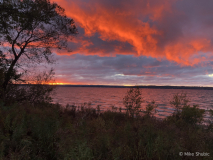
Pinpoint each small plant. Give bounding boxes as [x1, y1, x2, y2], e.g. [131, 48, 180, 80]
[65, 104, 77, 117]
[181, 104, 205, 125]
[119, 107, 122, 113]
[145, 100, 158, 116]
[207, 109, 213, 130]
[209, 109, 213, 117]
[123, 87, 144, 117]
[170, 92, 189, 113]
[168, 93, 205, 125]
[96, 105, 101, 114]
[111, 105, 118, 112]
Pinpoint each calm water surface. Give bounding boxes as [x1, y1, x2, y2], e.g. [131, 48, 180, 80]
[52, 87, 213, 119]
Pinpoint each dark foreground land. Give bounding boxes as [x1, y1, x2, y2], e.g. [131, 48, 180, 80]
[0, 101, 213, 160]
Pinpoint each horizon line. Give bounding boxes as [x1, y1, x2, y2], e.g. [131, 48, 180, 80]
[18, 84, 213, 89]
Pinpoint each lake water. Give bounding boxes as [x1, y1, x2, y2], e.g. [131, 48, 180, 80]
[52, 87, 213, 119]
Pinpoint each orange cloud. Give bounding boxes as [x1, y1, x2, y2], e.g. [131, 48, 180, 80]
[52, 0, 213, 66]
[164, 38, 211, 65]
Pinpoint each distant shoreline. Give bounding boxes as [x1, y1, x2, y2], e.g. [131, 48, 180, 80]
[18, 84, 213, 90]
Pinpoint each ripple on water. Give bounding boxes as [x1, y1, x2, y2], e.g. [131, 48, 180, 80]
[167, 108, 176, 111]
[156, 114, 169, 119]
[158, 106, 168, 109]
[53, 87, 213, 120]
[156, 109, 165, 112]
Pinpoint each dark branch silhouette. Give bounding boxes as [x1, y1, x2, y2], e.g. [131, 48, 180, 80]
[0, 0, 78, 91]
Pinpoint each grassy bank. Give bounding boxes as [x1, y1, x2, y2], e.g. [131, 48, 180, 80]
[0, 100, 213, 160]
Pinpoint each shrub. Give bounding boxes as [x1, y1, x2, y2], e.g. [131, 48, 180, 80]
[145, 100, 158, 117]
[1, 70, 55, 106]
[170, 92, 189, 113]
[167, 93, 205, 126]
[0, 103, 61, 159]
[181, 104, 205, 125]
[123, 87, 144, 117]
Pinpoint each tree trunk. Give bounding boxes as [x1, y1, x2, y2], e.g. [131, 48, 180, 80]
[2, 57, 18, 91]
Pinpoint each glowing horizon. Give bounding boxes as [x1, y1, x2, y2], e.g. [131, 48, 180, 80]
[47, 81, 213, 87]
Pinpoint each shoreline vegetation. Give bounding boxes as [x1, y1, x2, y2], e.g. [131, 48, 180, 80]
[1, 88, 213, 159]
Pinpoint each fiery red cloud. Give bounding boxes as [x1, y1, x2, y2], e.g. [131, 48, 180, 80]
[51, 0, 213, 66]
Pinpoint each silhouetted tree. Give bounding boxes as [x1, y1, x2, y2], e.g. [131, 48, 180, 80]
[123, 87, 144, 117]
[0, 0, 78, 91]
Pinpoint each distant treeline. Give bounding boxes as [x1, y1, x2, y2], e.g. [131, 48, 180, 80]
[18, 84, 213, 90]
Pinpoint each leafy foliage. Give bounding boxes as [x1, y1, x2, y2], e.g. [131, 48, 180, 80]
[123, 87, 144, 117]
[145, 100, 158, 116]
[0, 0, 78, 90]
[1, 70, 55, 106]
[0, 103, 61, 159]
[0, 0, 77, 105]
[167, 93, 205, 126]
[170, 92, 189, 113]
[181, 104, 205, 125]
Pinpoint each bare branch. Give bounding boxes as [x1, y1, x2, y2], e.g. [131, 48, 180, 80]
[12, 29, 25, 58]
[1, 0, 78, 91]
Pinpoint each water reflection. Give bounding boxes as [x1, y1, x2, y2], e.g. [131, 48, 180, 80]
[52, 87, 213, 119]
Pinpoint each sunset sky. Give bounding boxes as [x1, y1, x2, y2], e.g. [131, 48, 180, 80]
[50, 0, 213, 86]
